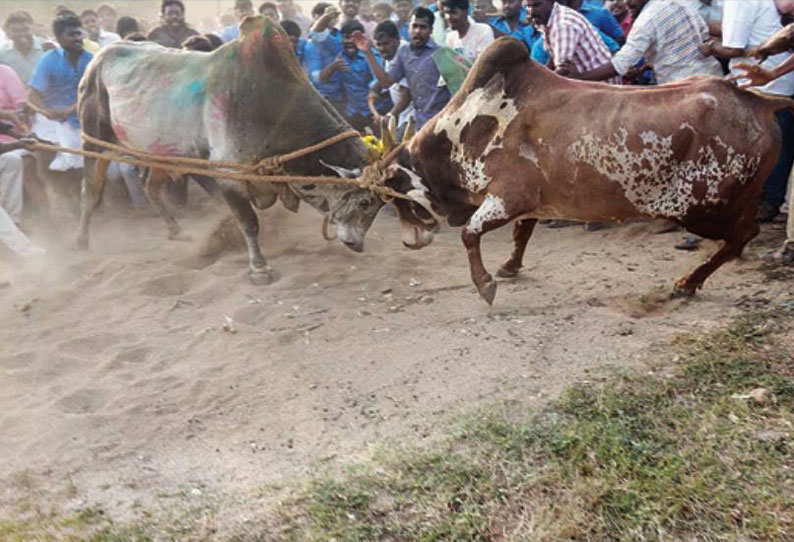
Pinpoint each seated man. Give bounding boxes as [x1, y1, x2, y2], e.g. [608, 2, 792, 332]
[0, 65, 42, 255]
[27, 14, 92, 172]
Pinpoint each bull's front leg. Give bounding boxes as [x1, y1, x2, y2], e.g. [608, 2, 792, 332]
[461, 194, 511, 305]
[218, 181, 274, 285]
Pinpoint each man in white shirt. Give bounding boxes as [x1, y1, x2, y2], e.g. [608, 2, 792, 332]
[79, 9, 119, 48]
[570, 0, 722, 84]
[701, 0, 794, 223]
[441, 0, 494, 63]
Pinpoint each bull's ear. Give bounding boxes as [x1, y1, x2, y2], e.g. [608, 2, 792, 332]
[381, 117, 395, 154]
[239, 14, 266, 40]
[402, 115, 416, 142]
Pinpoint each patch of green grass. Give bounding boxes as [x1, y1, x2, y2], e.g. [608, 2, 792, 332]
[274, 306, 794, 541]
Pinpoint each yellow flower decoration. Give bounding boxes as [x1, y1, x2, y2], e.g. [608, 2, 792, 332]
[361, 135, 384, 163]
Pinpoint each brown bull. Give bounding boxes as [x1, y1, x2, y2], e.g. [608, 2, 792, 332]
[377, 38, 794, 304]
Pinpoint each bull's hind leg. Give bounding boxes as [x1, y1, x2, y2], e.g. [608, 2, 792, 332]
[672, 209, 760, 297]
[218, 181, 273, 285]
[75, 156, 110, 249]
[143, 168, 191, 241]
[461, 194, 512, 305]
[497, 218, 538, 278]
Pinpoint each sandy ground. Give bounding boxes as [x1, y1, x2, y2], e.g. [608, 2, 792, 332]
[1, 191, 792, 533]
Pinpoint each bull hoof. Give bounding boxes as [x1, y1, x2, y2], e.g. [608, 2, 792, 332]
[249, 267, 275, 286]
[670, 285, 696, 299]
[168, 230, 193, 242]
[480, 279, 497, 305]
[496, 265, 520, 278]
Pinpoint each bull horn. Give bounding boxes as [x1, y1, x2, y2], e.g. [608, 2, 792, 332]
[381, 117, 395, 154]
[388, 114, 398, 143]
[319, 159, 361, 178]
[402, 115, 416, 142]
[322, 215, 337, 241]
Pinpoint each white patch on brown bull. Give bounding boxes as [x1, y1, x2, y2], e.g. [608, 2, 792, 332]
[393, 164, 442, 221]
[518, 143, 540, 169]
[567, 127, 761, 218]
[466, 194, 508, 234]
[433, 74, 519, 193]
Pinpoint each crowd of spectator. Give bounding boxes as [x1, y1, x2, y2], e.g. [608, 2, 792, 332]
[0, 0, 793, 261]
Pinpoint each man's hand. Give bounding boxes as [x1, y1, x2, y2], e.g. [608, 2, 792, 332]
[556, 60, 579, 78]
[350, 30, 370, 52]
[18, 137, 38, 151]
[330, 54, 350, 72]
[699, 39, 715, 57]
[728, 62, 776, 88]
[623, 62, 651, 81]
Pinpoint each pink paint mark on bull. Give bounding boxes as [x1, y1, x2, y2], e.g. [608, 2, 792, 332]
[210, 93, 231, 121]
[148, 138, 180, 156]
[112, 122, 128, 142]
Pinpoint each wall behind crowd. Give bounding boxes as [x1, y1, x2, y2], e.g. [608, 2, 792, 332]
[2, 0, 316, 35]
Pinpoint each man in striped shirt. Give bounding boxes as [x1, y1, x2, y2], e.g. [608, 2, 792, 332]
[564, 0, 723, 84]
[527, 0, 621, 84]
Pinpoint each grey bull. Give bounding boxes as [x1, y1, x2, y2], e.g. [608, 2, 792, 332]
[75, 15, 383, 283]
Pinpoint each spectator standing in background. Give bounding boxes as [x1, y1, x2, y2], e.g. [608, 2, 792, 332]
[563, 0, 624, 45]
[97, 4, 119, 34]
[116, 16, 141, 39]
[80, 9, 120, 48]
[0, 11, 46, 83]
[442, 0, 494, 63]
[606, 0, 633, 35]
[566, 0, 723, 84]
[393, 0, 413, 41]
[219, 0, 255, 42]
[278, 0, 312, 33]
[148, 0, 199, 48]
[528, 0, 620, 83]
[281, 20, 308, 69]
[489, 0, 538, 52]
[372, 3, 393, 24]
[368, 20, 412, 131]
[701, 0, 794, 223]
[258, 2, 280, 20]
[355, 7, 451, 129]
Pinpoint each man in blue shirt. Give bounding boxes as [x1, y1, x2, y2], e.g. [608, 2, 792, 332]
[355, 7, 450, 128]
[319, 20, 381, 130]
[28, 14, 92, 171]
[394, 0, 413, 41]
[488, 0, 538, 52]
[281, 19, 308, 70]
[305, 7, 346, 115]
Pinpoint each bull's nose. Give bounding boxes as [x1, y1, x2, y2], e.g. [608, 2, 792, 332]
[343, 240, 364, 253]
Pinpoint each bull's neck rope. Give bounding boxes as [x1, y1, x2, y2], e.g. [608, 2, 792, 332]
[27, 130, 410, 202]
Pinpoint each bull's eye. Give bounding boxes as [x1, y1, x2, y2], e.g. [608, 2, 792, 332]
[359, 199, 371, 209]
